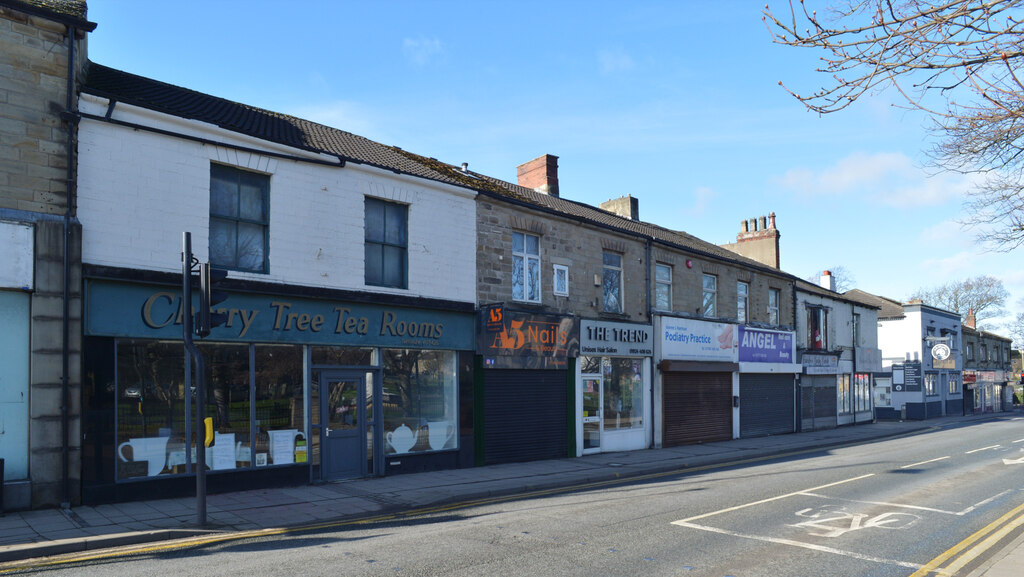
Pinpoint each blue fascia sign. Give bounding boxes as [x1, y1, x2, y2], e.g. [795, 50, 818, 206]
[85, 279, 475, 350]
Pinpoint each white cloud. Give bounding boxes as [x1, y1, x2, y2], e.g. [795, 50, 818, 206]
[773, 151, 972, 207]
[598, 47, 635, 74]
[689, 186, 716, 216]
[403, 36, 444, 66]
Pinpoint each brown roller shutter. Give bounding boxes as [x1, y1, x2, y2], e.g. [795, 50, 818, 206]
[663, 371, 732, 447]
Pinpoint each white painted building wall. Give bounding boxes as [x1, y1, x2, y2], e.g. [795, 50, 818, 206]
[76, 95, 477, 304]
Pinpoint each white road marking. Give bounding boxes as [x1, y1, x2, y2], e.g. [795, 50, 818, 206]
[673, 521, 923, 570]
[900, 456, 950, 469]
[798, 492, 962, 515]
[1013, 438, 1024, 444]
[1003, 455, 1024, 465]
[966, 445, 1001, 454]
[672, 474, 875, 524]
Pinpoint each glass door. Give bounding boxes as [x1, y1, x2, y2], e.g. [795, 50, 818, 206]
[582, 375, 603, 453]
[321, 371, 366, 480]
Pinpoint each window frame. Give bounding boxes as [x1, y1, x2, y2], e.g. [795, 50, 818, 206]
[768, 288, 781, 326]
[512, 231, 541, 303]
[654, 263, 672, 311]
[737, 281, 749, 323]
[602, 251, 624, 314]
[209, 163, 270, 274]
[364, 196, 409, 289]
[553, 264, 569, 297]
[702, 273, 717, 318]
[806, 305, 828, 350]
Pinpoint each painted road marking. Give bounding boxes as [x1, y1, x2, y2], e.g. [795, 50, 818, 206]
[672, 474, 874, 524]
[798, 492, 963, 515]
[901, 456, 950, 469]
[1003, 455, 1024, 465]
[790, 507, 920, 538]
[671, 521, 922, 570]
[1013, 438, 1024, 444]
[909, 500, 1024, 577]
[965, 445, 1001, 454]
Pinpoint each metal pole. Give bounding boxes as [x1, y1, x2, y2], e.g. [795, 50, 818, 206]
[183, 232, 207, 525]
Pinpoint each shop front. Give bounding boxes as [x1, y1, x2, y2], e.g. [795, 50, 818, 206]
[966, 370, 1001, 413]
[577, 319, 652, 455]
[737, 326, 799, 438]
[657, 316, 738, 447]
[799, 352, 841, 431]
[82, 278, 476, 504]
[476, 305, 578, 465]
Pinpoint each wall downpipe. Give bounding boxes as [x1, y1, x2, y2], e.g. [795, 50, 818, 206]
[61, 24, 78, 510]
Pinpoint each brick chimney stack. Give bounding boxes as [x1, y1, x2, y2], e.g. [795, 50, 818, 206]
[965, 308, 977, 329]
[719, 211, 781, 269]
[517, 154, 559, 197]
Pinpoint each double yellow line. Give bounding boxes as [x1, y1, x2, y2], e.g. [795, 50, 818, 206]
[910, 500, 1024, 576]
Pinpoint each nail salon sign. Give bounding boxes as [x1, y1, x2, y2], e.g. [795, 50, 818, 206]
[660, 317, 737, 362]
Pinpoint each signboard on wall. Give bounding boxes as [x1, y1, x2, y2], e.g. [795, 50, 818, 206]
[892, 361, 923, 392]
[85, 279, 475, 349]
[580, 319, 652, 357]
[737, 327, 794, 363]
[477, 304, 579, 368]
[802, 353, 839, 375]
[660, 317, 736, 362]
[855, 347, 883, 372]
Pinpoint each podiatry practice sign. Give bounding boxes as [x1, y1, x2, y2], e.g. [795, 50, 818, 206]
[660, 317, 736, 362]
[737, 327, 794, 364]
[84, 279, 475, 350]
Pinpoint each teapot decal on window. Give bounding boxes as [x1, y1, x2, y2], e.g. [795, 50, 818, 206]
[386, 423, 418, 454]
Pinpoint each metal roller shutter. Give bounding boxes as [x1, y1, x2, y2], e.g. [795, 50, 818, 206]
[739, 374, 795, 438]
[663, 372, 732, 447]
[484, 369, 567, 465]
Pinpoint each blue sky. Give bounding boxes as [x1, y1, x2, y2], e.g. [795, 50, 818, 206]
[85, 0, 1023, 331]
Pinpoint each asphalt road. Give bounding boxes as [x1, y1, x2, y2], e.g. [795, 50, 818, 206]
[14, 418, 1024, 577]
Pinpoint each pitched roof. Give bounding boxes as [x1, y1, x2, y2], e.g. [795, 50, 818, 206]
[1, 0, 96, 29]
[81, 63, 470, 187]
[82, 63, 798, 277]
[792, 280, 881, 310]
[843, 289, 908, 319]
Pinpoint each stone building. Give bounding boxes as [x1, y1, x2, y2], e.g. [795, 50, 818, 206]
[0, 0, 94, 510]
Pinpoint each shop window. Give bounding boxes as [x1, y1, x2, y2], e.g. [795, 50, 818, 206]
[115, 340, 187, 480]
[382, 349, 458, 454]
[254, 345, 305, 466]
[854, 373, 871, 412]
[925, 373, 938, 396]
[737, 281, 749, 323]
[113, 340, 306, 481]
[198, 343, 251, 470]
[553, 264, 569, 297]
[806, 306, 828, 350]
[603, 358, 644, 431]
[874, 378, 892, 408]
[768, 288, 781, 325]
[837, 374, 851, 414]
[512, 231, 541, 303]
[603, 252, 623, 313]
[655, 263, 672, 310]
[702, 273, 717, 318]
[948, 374, 959, 394]
[365, 197, 408, 289]
[210, 163, 269, 273]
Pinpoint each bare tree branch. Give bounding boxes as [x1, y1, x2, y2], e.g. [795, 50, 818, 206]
[766, 1, 1024, 250]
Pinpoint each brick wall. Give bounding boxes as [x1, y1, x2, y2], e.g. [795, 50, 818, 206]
[0, 6, 83, 214]
[478, 197, 794, 328]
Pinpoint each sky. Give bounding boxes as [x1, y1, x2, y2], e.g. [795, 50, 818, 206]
[84, 0, 1024, 334]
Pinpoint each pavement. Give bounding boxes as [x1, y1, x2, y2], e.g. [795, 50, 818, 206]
[1, 411, 1022, 575]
